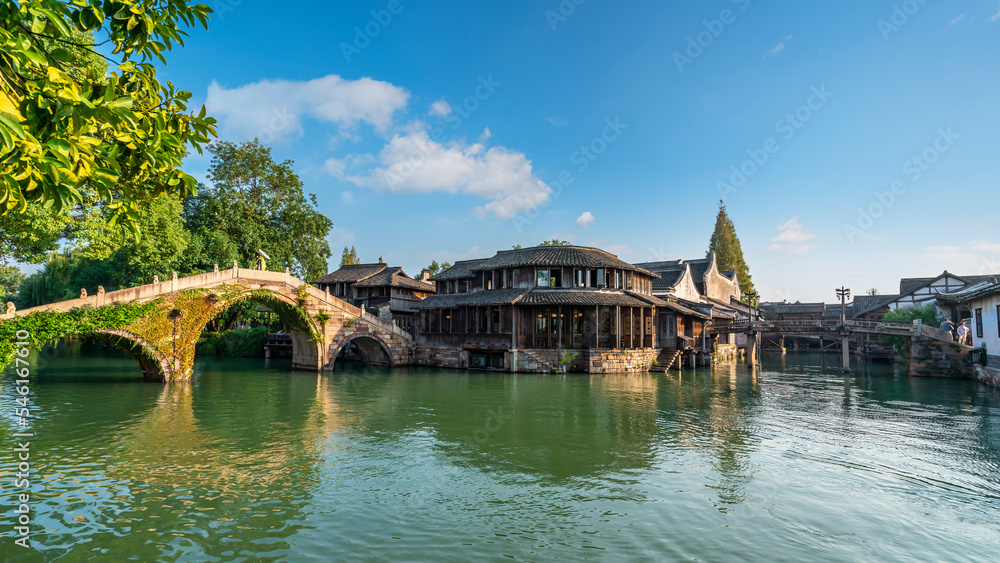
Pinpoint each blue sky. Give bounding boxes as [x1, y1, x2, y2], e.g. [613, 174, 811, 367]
[165, 0, 1000, 302]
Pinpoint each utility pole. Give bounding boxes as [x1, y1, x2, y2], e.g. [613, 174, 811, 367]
[835, 286, 851, 372]
[745, 290, 760, 370]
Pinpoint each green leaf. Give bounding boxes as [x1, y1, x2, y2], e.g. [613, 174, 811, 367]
[0, 114, 26, 140]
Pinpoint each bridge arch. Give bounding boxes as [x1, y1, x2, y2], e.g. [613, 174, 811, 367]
[329, 333, 394, 369]
[95, 329, 177, 381]
[198, 289, 325, 374]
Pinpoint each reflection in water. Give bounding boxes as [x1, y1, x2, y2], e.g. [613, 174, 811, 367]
[2, 347, 1000, 561]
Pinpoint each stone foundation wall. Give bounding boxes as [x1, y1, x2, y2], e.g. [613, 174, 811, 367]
[587, 349, 658, 373]
[713, 343, 739, 363]
[973, 363, 1000, 388]
[414, 347, 659, 374]
[414, 346, 466, 369]
[907, 339, 973, 378]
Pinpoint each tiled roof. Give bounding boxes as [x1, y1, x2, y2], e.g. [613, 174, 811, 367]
[939, 279, 1000, 302]
[899, 277, 936, 294]
[822, 304, 854, 319]
[760, 302, 826, 319]
[518, 290, 665, 308]
[430, 259, 489, 281]
[354, 267, 436, 292]
[651, 267, 686, 288]
[897, 273, 1000, 296]
[660, 299, 711, 319]
[851, 294, 899, 317]
[414, 288, 664, 309]
[414, 288, 532, 308]
[312, 263, 387, 284]
[473, 246, 658, 277]
[685, 259, 711, 282]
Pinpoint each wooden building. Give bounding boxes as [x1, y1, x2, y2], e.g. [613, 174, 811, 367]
[634, 252, 747, 365]
[312, 263, 435, 334]
[939, 280, 1000, 387]
[414, 246, 665, 373]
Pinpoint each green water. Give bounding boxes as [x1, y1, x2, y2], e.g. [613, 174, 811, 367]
[2, 344, 1000, 561]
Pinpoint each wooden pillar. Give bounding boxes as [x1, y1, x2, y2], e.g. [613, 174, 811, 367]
[594, 306, 600, 349]
[615, 306, 621, 349]
[557, 305, 563, 349]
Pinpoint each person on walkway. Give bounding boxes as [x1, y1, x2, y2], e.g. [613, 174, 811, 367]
[941, 319, 956, 340]
[956, 322, 970, 345]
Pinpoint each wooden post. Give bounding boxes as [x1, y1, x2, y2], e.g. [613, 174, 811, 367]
[747, 332, 758, 369]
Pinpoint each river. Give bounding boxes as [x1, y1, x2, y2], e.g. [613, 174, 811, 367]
[2, 343, 999, 561]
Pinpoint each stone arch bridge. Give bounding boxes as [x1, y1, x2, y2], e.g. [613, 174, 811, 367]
[2, 266, 415, 382]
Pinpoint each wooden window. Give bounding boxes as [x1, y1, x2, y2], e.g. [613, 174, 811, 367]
[534, 307, 549, 347]
[596, 268, 604, 287]
[976, 308, 983, 338]
[466, 307, 475, 332]
[459, 280, 468, 293]
[512, 269, 520, 287]
[575, 269, 586, 288]
[491, 307, 501, 332]
[536, 268, 549, 287]
[479, 307, 488, 334]
[430, 310, 439, 333]
[485, 271, 493, 290]
[550, 268, 563, 288]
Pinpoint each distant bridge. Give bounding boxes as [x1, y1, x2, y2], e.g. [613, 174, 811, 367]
[707, 318, 965, 373]
[707, 318, 955, 342]
[2, 265, 415, 382]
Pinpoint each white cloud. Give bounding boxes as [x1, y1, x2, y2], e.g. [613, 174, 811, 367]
[205, 75, 409, 142]
[576, 211, 595, 229]
[921, 240, 1000, 275]
[340, 191, 355, 204]
[604, 244, 635, 258]
[546, 116, 568, 128]
[429, 99, 452, 117]
[767, 217, 818, 254]
[331, 127, 552, 219]
[991, 6, 1000, 22]
[763, 42, 786, 58]
[947, 14, 966, 27]
[480, 127, 493, 141]
[763, 34, 794, 58]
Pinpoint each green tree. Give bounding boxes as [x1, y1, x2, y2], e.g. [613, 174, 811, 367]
[0, 1, 217, 232]
[881, 305, 943, 355]
[424, 260, 453, 276]
[13, 194, 195, 307]
[340, 246, 360, 266]
[0, 262, 25, 298]
[539, 239, 571, 246]
[707, 200, 755, 295]
[183, 140, 332, 280]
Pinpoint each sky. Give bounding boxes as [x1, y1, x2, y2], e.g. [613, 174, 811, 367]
[159, 0, 1000, 303]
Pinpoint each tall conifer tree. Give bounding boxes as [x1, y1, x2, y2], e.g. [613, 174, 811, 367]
[707, 200, 755, 296]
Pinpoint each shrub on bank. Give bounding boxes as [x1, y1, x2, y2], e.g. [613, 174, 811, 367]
[196, 326, 268, 357]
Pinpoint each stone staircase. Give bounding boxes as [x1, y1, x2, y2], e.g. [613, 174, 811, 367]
[650, 349, 681, 372]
